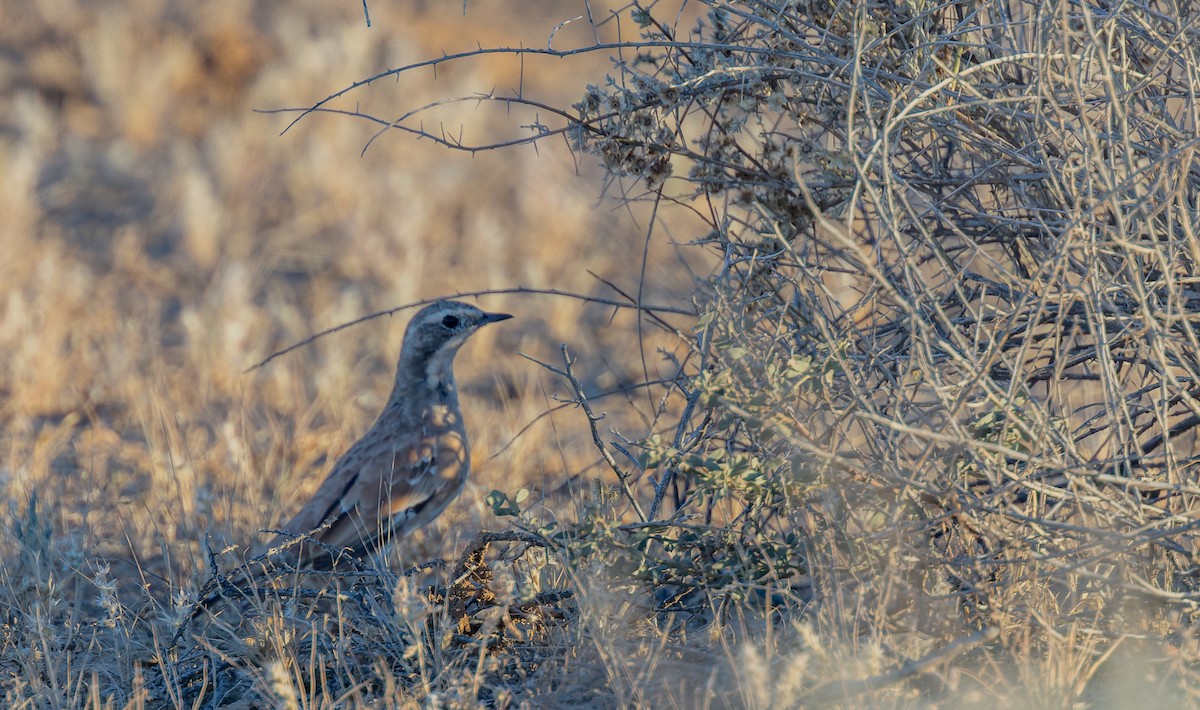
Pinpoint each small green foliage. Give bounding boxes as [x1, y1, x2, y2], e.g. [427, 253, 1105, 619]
[486, 488, 530, 517]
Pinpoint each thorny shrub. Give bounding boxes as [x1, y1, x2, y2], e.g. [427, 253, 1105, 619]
[526, 0, 1200, 694]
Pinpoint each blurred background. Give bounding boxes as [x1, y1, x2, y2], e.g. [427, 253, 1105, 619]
[0, 0, 701, 582]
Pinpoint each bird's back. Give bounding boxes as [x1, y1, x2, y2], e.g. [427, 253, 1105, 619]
[260, 391, 469, 568]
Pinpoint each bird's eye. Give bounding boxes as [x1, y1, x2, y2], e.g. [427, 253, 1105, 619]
[441, 315, 460, 329]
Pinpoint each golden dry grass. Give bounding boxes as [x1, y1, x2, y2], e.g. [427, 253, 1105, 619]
[1, 0, 688, 555]
[0, 1, 710, 705]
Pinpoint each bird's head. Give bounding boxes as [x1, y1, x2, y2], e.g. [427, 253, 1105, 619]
[398, 300, 512, 390]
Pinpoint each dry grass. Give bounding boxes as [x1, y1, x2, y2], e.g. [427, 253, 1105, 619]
[0, 1, 699, 705]
[6, 0, 1200, 707]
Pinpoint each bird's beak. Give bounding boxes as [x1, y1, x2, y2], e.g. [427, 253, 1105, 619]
[479, 312, 513, 325]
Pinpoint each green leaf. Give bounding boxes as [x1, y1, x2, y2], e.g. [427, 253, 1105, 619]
[486, 490, 521, 517]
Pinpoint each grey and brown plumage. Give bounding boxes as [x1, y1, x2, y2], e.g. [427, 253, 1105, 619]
[193, 300, 511, 615]
[256, 300, 511, 569]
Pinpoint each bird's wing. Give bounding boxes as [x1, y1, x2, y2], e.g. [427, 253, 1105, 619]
[263, 423, 467, 562]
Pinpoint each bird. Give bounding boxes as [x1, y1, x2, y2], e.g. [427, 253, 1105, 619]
[196, 300, 511, 612]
